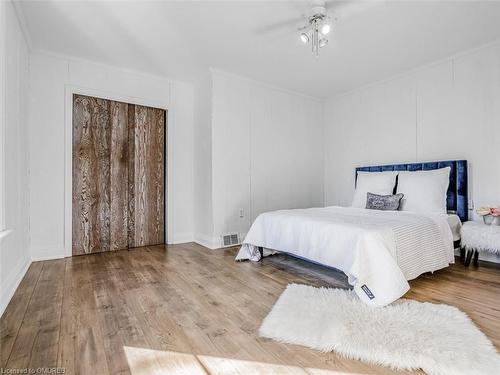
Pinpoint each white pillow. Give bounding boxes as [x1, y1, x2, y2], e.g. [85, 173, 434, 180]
[396, 167, 451, 214]
[351, 171, 398, 208]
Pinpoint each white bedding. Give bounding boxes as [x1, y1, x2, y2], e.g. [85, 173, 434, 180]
[236, 206, 454, 306]
[447, 214, 462, 241]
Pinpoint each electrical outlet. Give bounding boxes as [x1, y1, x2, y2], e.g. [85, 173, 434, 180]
[239, 209, 244, 218]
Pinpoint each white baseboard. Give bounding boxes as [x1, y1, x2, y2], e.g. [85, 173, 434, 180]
[454, 247, 500, 264]
[30, 247, 67, 261]
[0, 256, 31, 318]
[169, 232, 195, 245]
[476, 252, 500, 263]
[31, 253, 67, 261]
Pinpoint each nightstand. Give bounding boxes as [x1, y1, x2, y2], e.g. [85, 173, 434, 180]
[460, 221, 500, 267]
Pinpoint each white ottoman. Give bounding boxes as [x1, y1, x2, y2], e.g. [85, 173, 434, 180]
[461, 221, 500, 266]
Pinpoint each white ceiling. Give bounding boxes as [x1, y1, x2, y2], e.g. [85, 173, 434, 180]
[17, 0, 500, 98]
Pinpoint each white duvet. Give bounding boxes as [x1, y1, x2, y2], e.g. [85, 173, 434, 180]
[236, 206, 454, 306]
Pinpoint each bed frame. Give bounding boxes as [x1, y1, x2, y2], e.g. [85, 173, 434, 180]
[355, 160, 468, 223]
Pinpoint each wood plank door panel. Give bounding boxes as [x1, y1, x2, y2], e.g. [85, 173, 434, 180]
[128, 105, 165, 248]
[72, 95, 112, 255]
[109, 101, 129, 251]
[72, 95, 165, 255]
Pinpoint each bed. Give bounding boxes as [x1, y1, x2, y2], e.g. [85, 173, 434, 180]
[236, 160, 468, 306]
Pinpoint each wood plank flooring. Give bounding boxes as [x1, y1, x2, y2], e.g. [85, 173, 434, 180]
[1, 243, 499, 374]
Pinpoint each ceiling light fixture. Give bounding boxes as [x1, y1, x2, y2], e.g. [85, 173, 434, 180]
[298, 0, 332, 57]
[320, 23, 331, 35]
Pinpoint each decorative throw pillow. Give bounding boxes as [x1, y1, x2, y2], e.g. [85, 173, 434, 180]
[366, 192, 404, 211]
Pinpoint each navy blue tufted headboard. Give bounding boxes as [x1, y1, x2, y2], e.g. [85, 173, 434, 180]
[355, 160, 468, 222]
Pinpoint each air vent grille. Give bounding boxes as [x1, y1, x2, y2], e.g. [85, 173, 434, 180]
[222, 233, 240, 247]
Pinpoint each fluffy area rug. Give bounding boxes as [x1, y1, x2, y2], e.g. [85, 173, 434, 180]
[259, 284, 500, 375]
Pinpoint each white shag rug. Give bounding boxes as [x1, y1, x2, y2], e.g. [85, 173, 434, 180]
[259, 284, 500, 375]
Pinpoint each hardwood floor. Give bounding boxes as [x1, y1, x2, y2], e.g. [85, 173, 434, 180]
[1, 243, 499, 374]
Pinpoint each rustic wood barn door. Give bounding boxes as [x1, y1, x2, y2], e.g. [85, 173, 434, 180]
[72, 94, 165, 256]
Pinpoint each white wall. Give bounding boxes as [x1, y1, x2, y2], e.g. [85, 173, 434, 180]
[210, 71, 324, 246]
[26, 57, 325, 254]
[0, 0, 31, 316]
[28, 52, 195, 260]
[324, 42, 500, 260]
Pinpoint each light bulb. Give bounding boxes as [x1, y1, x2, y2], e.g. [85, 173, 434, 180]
[320, 23, 331, 35]
[300, 32, 309, 44]
[319, 38, 328, 48]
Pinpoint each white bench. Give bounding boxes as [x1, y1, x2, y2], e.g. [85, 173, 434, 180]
[461, 221, 500, 266]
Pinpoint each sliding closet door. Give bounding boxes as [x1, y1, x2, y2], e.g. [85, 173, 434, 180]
[72, 95, 112, 255]
[128, 105, 165, 248]
[72, 94, 165, 255]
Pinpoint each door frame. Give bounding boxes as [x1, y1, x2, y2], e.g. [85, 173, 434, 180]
[64, 85, 172, 257]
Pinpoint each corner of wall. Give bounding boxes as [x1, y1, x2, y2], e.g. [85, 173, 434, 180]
[0, 0, 33, 317]
[192, 68, 214, 247]
[193, 233, 219, 250]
